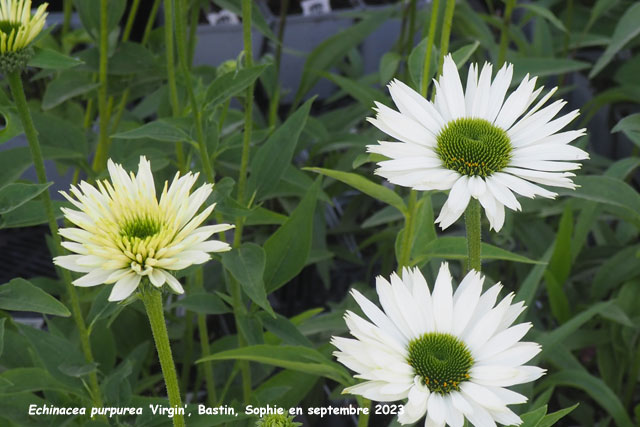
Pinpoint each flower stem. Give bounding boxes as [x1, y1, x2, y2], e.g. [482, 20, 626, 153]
[194, 268, 217, 406]
[421, 0, 440, 97]
[141, 288, 185, 427]
[163, 0, 185, 172]
[175, 0, 214, 182]
[357, 398, 371, 427]
[398, 190, 418, 270]
[122, 0, 141, 42]
[464, 198, 482, 272]
[227, 1, 256, 403]
[62, 0, 73, 38]
[7, 71, 104, 409]
[236, 0, 254, 207]
[91, 0, 111, 173]
[437, 0, 456, 76]
[497, 0, 516, 67]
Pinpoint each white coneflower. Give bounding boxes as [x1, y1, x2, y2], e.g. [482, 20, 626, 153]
[367, 55, 588, 231]
[54, 156, 233, 302]
[0, 0, 47, 54]
[333, 263, 544, 426]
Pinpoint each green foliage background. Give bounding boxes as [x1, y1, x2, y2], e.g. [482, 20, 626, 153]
[0, 0, 639, 426]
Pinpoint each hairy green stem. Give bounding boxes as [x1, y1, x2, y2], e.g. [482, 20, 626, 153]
[176, 0, 214, 182]
[122, 0, 141, 42]
[110, 0, 161, 134]
[141, 288, 184, 427]
[497, 0, 516, 67]
[179, 308, 194, 398]
[464, 199, 482, 272]
[268, 0, 289, 127]
[193, 268, 216, 406]
[437, 0, 456, 76]
[7, 71, 103, 409]
[421, 0, 440, 97]
[357, 398, 371, 427]
[62, 0, 73, 37]
[398, 191, 418, 270]
[91, 0, 111, 172]
[164, 0, 185, 172]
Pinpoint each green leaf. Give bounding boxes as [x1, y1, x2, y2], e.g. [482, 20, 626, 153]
[0, 278, 70, 317]
[514, 245, 553, 321]
[544, 207, 572, 323]
[197, 345, 350, 384]
[517, 405, 548, 427]
[591, 244, 640, 300]
[560, 176, 640, 223]
[325, 73, 387, 108]
[537, 404, 579, 427]
[171, 293, 230, 315]
[0, 318, 5, 359]
[379, 52, 401, 85]
[411, 237, 544, 265]
[0, 182, 52, 215]
[220, 243, 274, 317]
[28, 47, 83, 70]
[408, 36, 435, 91]
[0, 367, 84, 396]
[249, 98, 314, 201]
[538, 301, 614, 352]
[263, 179, 321, 292]
[590, 2, 640, 77]
[538, 371, 633, 427]
[0, 199, 66, 229]
[260, 312, 313, 347]
[42, 71, 100, 110]
[204, 65, 267, 110]
[306, 167, 406, 214]
[112, 119, 191, 143]
[0, 105, 23, 145]
[292, 10, 390, 107]
[612, 113, 640, 148]
[510, 57, 590, 80]
[518, 4, 566, 32]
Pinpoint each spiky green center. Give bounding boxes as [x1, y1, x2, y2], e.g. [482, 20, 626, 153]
[120, 216, 161, 240]
[435, 118, 512, 177]
[407, 332, 474, 394]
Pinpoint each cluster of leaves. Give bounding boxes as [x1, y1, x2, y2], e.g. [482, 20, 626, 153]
[0, 0, 639, 426]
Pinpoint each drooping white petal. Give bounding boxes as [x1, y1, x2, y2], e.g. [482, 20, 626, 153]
[108, 273, 141, 301]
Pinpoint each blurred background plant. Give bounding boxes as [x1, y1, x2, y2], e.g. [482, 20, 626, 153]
[0, 0, 639, 426]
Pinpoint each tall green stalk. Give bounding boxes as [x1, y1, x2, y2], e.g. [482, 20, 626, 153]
[164, 0, 185, 172]
[141, 287, 185, 427]
[437, 0, 456, 76]
[122, 0, 141, 42]
[175, 0, 214, 182]
[7, 71, 104, 409]
[398, 190, 417, 270]
[464, 199, 482, 272]
[91, 0, 111, 172]
[421, 0, 440, 96]
[497, 0, 516, 67]
[228, 0, 257, 403]
[268, 0, 289, 127]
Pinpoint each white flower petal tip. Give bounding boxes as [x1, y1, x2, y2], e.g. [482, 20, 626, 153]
[368, 58, 588, 230]
[55, 156, 233, 301]
[334, 263, 544, 427]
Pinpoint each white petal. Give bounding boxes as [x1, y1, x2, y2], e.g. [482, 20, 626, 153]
[426, 393, 446, 425]
[108, 273, 141, 301]
[73, 269, 114, 287]
[439, 54, 466, 119]
[162, 271, 184, 294]
[485, 177, 521, 211]
[460, 382, 507, 412]
[452, 270, 483, 336]
[486, 63, 513, 123]
[432, 263, 453, 333]
[435, 176, 471, 230]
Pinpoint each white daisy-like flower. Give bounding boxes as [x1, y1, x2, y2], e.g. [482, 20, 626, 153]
[54, 156, 234, 302]
[367, 54, 589, 231]
[0, 0, 48, 54]
[333, 263, 545, 426]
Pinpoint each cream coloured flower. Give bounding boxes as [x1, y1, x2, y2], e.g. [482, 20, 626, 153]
[0, 0, 47, 54]
[333, 263, 544, 426]
[367, 55, 589, 231]
[54, 156, 233, 302]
